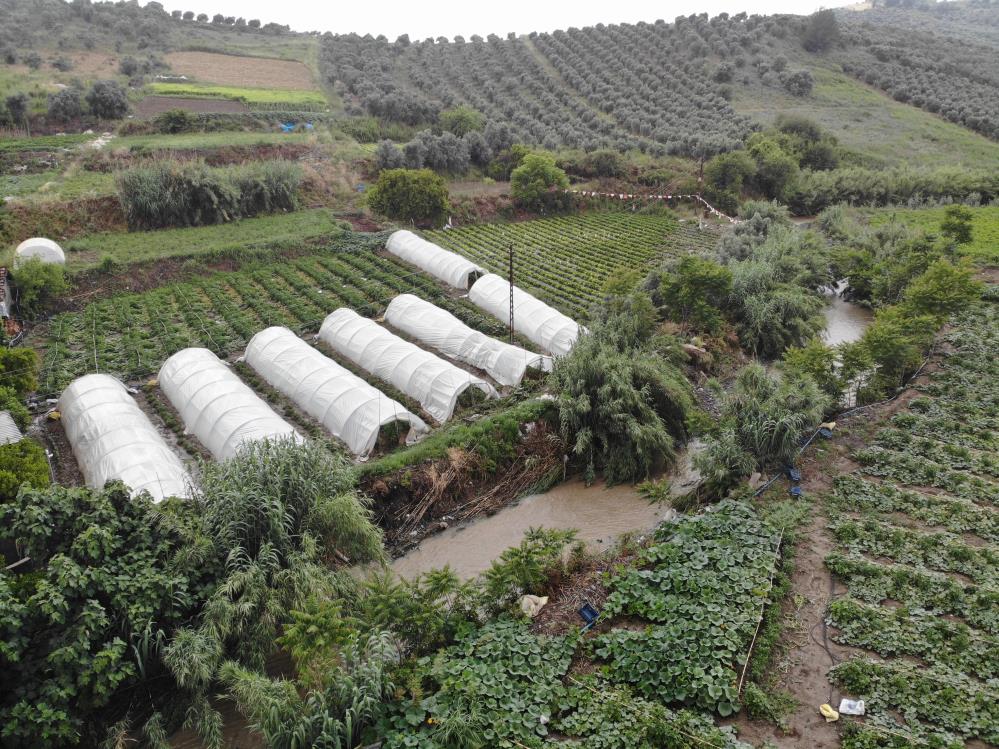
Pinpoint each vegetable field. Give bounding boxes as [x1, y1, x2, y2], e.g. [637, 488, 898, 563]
[38, 239, 505, 395]
[425, 213, 718, 319]
[824, 304, 999, 748]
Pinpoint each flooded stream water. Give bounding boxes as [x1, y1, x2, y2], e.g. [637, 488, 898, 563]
[391, 442, 702, 581]
[391, 479, 669, 580]
[821, 281, 873, 347]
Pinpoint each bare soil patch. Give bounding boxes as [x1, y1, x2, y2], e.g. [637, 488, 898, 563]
[134, 96, 249, 118]
[66, 51, 119, 78]
[164, 51, 316, 90]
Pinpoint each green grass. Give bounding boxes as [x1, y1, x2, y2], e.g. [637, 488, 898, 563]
[2, 168, 115, 201]
[865, 206, 999, 265]
[109, 131, 315, 151]
[732, 63, 999, 170]
[146, 82, 327, 108]
[0, 134, 94, 152]
[58, 209, 342, 271]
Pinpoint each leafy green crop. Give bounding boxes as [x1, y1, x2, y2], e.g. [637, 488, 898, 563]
[381, 619, 576, 748]
[593, 500, 781, 716]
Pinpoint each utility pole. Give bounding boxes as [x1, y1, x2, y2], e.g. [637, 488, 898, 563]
[508, 243, 515, 344]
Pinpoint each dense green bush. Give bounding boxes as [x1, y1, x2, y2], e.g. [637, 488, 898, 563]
[696, 364, 830, 494]
[550, 291, 693, 484]
[115, 160, 301, 230]
[0, 438, 49, 502]
[784, 167, 999, 216]
[366, 168, 450, 226]
[510, 153, 572, 213]
[12, 258, 68, 317]
[0, 483, 212, 748]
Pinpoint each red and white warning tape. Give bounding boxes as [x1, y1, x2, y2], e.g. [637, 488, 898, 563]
[568, 189, 740, 223]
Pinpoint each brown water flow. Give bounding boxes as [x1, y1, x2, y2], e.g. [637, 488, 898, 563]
[391, 479, 669, 581]
[821, 282, 873, 347]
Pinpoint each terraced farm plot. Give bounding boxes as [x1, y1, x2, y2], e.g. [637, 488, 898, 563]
[823, 304, 999, 748]
[145, 82, 328, 111]
[36, 245, 506, 396]
[424, 213, 719, 319]
[164, 51, 317, 90]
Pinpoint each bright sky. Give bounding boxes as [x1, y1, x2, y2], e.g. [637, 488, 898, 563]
[151, 0, 860, 40]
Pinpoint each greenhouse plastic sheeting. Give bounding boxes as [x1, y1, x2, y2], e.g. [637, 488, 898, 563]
[386, 230, 485, 290]
[385, 294, 552, 387]
[15, 237, 65, 266]
[244, 327, 428, 457]
[318, 308, 498, 423]
[59, 374, 190, 501]
[468, 273, 582, 357]
[158, 348, 303, 461]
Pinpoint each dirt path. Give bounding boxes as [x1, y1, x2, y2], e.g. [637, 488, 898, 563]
[732, 364, 937, 746]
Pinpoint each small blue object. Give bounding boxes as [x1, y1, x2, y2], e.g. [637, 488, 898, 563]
[819, 427, 834, 439]
[578, 602, 600, 630]
[356, 183, 366, 193]
[305, 122, 314, 131]
[787, 467, 802, 482]
[790, 486, 804, 498]
[280, 122, 295, 133]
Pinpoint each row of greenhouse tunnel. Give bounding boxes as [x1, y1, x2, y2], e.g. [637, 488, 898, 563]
[57, 231, 585, 502]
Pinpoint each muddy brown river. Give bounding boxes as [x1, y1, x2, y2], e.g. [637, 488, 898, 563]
[821, 282, 873, 347]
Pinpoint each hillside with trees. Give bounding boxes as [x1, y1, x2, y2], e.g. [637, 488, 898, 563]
[319, 3, 999, 158]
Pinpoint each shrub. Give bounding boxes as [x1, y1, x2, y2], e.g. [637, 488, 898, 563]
[366, 168, 450, 226]
[12, 258, 68, 317]
[116, 160, 300, 230]
[584, 148, 626, 178]
[901, 259, 982, 321]
[153, 108, 195, 134]
[46, 88, 83, 123]
[550, 292, 693, 484]
[940, 204, 974, 245]
[696, 363, 830, 494]
[510, 153, 571, 213]
[438, 105, 484, 136]
[650, 255, 733, 334]
[375, 139, 405, 170]
[782, 70, 815, 97]
[0, 347, 38, 398]
[85, 80, 129, 119]
[0, 437, 49, 502]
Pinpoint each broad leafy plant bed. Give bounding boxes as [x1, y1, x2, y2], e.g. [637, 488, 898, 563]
[592, 500, 784, 717]
[825, 304, 999, 746]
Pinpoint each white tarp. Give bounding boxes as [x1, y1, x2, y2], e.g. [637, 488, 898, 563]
[386, 230, 485, 290]
[244, 326, 428, 456]
[468, 273, 582, 357]
[385, 294, 552, 387]
[15, 237, 65, 266]
[318, 308, 498, 423]
[59, 374, 190, 501]
[158, 348, 303, 461]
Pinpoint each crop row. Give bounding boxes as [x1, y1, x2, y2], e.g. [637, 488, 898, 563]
[425, 213, 702, 319]
[37, 248, 496, 395]
[825, 304, 999, 746]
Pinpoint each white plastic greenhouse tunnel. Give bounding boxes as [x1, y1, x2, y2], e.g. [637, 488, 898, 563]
[318, 308, 498, 423]
[244, 326, 428, 457]
[14, 237, 66, 266]
[59, 374, 190, 502]
[385, 230, 485, 290]
[158, 348, 304, 461]
[468, 273, 582, 357]
[385, 294, 553, 387]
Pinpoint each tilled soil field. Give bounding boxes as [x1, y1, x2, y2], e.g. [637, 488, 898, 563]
[133, 96, 250, 118]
